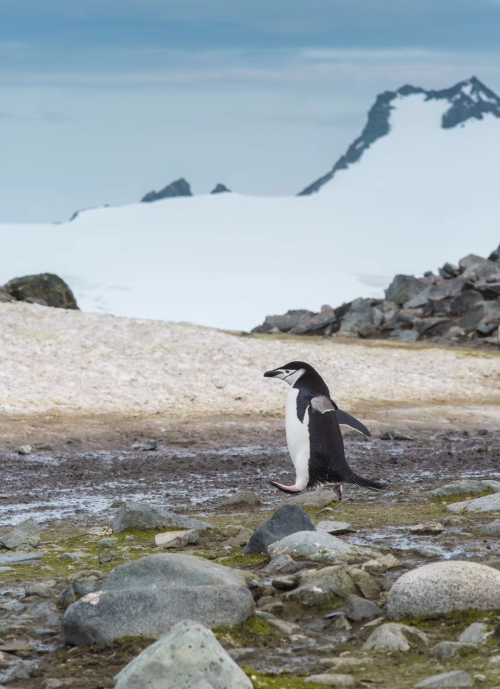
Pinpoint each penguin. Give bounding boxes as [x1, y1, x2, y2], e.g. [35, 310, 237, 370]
[264, 361, 385, 499]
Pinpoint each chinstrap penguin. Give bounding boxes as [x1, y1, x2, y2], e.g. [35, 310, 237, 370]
[264, 361, 386, 499]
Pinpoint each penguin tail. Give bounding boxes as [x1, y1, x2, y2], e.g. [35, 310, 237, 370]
[347, 473, 387, 492]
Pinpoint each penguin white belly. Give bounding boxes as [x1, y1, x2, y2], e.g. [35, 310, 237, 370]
[285, 387, 310, 490]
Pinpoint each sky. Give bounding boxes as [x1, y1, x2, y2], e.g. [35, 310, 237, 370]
[2, 0, 500, 222]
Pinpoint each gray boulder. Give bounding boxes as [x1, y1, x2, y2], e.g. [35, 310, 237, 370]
[430, 642, 469, 661]
[385, 275, 427, 306]
[290, 306, 337, 335]
[114, 621, 252, 689]
[141, 178, 192, 203]
[3, 273, 78, 309]
[102, 554, 243, 590]
[388, 561, 500, 619]
[344, 594, 382, 621]
[304, 675, 356, 687]
[429, 480, 499, 498]
[414, 671, 473, 688]
[439, 263, 460, 279]
[285, 565, 356, 608]
[363, 623, 427, 652]
[0, 551, 44, 565]
[458, 622, 489, 643]
[340, 298, 376, 337]
[458, 301, 500, 331]
[243, 504, 315, 554]
[260, 554, 313, 576]
[0, 287, 15, 302]
[252, 309, 317, 334]
[285, 490, 339, 508]
[267, 530, 380, 564]
[62, 585, 254, 646]
[483, 519, 500, 535]
[0, 518, 40, 550]
[222, 491, 261, 508]
[111, 501, 211, 533]
[316, 521, 352, 535]
[446, 492, 500, 513]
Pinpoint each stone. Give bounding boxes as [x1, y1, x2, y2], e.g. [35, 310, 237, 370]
[60, 552, 91, 561]
[111, 501, 211, 533]
[223, 526, 253, 548]
[340, 298, 375, 336]
[17, 445, 32, 455]
[305, 674, 356, 687]
[0, 551, 44, 566]
[25, 581, 56, 599]
[458, 302, 500, 331]
[458, 622, 489, 643]
[344, 594, 382, 621]
[349, 568, 382, 600]
[260, 554, 313, 576]
[0, 518, 40, 549]
[141, 178, 192, 203]
[439, 263, 460, 279]
[363, 623, 427, 652]
[267, 618, 300, 635]
[380, 429, 414, 441]
[72, 578, 101, 596]
[285, 565, 356, 608]
[114, 621, 252, 689]
[271, 576, 297, 591]
[154, 530, 199, 549]
[385, 275, 427, 306]
[290, 307, 337, 335]
[431, 642, 469, 661]
[268, 531, 380, 564]
[62, 586, 254, 646]
[285, 491, 340, 508]
[3, 273, 79, 309]
[387, 561, 500, 619]
[0, 286, 15, 302]
[252, 309, 317, 334]
[409, 523, 444, 535]
[446, 493, 500, 513]
[102, 553, 244, 590]
[222, 491, 261, 507]
[482, 520, 500, 535]
[450, 289, 483, 316]
[413, 671, 473, 688]
[316, 521, 353, 535]
[58, 586, 76, 610]
[430, 480, 498, 498]
[243, 504, 315, 554]
[361, 554, 402, 574]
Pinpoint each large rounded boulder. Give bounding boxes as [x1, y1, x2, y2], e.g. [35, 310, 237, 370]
[388, 561, 500, 619]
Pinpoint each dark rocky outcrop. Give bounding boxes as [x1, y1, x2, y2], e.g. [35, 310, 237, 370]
[2, 273, 78, 310]
[211, 183, 231, 194]
[141, 178, 192, 203]
[251, 245, 500, 346]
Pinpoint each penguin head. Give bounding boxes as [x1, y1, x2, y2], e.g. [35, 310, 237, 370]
[264, 361, 311, 387]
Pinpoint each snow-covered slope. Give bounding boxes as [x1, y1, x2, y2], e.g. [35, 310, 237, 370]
[1, 77, 499, 330]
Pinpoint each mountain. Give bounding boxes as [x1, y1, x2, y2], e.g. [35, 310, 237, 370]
[299, 76, 500, 195]
[141, 178, 192, 203]
[0, 77, 499, 330]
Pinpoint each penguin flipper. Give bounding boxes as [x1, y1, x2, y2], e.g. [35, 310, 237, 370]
[335, 410, 371, 437]
[311, 396, 337, 413]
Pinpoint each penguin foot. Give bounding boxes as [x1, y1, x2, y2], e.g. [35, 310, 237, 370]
[333, 485, 342, 501]
[269, 481, 302, 494]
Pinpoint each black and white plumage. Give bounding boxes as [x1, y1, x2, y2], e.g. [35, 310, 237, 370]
[264, 361, 385, 498]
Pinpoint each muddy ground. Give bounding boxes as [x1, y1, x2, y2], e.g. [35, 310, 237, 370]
[1, 415, 500, 688]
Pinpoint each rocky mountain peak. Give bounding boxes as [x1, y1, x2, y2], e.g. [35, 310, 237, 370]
[141, 178, 192, 203]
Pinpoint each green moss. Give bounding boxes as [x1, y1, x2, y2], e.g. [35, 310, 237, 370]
[243, 670, 331, 688]
[430, 487, 494, 506]
[399, 609, 498, 631]
[214, 616, 283, 647]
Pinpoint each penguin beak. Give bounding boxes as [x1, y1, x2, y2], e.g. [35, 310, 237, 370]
[264, 369, 280, 378]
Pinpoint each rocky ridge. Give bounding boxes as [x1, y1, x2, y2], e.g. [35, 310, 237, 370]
[252, 245, 500, 346]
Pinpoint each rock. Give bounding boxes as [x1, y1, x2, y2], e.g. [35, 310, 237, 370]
[482, 520, 500, 535]
[324, 657, 373, 671]
[0, 286, 15, 302]
[431, 642, 469, 661]
[409, 522, 444, 535]
[361, 554, 402, 574]
[387, 561, 500, 619]
[290, 306, 337, 335]
[25, 581, 56, 599]
[102, 553, 244, 590]
[439, 263, 460, 279]
[60, 552, 92, 561]
[0, 518, 40, 549]
[340, 298, 375, 336]
[271, 576, 297, 591]
[72, 578, 101, 597]
[285, 490, 340, 508]
[458, 301, 500, 331]
[260, 554, 312, 576]
[380, 429, 414, 441]
[268, 530, 380, 564]
[363, 623, 427, 652]
[136, 439, 157, 451]
[57, 586, 76, 610]
[446, 493, 500, 513]
[305, 674, 356, 687]
[344, 594, 382, 622]
[114, 621, 252, 689]
[413, 671, 473, 688]
[141, 178, 192, 203]
[430, 480, 498, 498]
[349, 568, 383, 600]
[211, 183, 231, 194]
[154, 530, 199, 549]
[385, 275, 427, 306]
[252, 309, 317, 334]
[267, 618, 300, 635]
[111, 501, 211, 533]
[286, 565, 356, 608]
[316, 521, 353, 535]
[17, 445, 32, 455]
[3, 273, 78, 309]
[62, 585, 254, 646]
[459, 253, 485, 271]
[243, 504, 315, 554]
[98, 552, 116, 564]
[450, 289, 483, 316]
[222, 491, 261, 507]
[0, 550, 44, 566]
[458, 622, 489, 643]
[223, 527, 253, 548]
